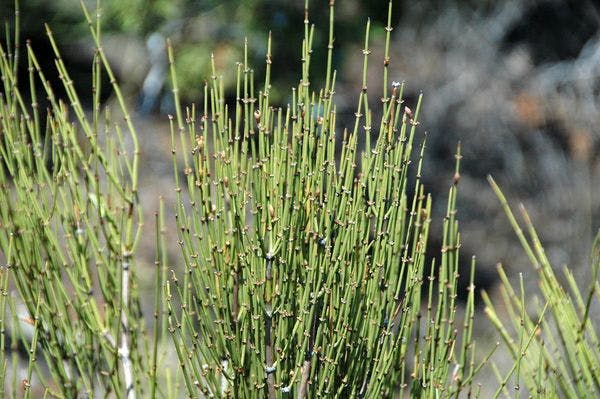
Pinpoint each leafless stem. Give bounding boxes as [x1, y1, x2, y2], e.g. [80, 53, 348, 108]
[265, 316, 275, 398]
[220, 359, 229, 395]
[232, 271, 239, 331]
[297, 360, 311, 399]
[120, 257, 135, 399]
[265, 256, 276, 399]
[298, 305, 319, 399]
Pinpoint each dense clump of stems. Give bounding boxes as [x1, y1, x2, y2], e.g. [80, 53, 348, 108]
[0, 1, 148, 397]
[2, 0, 597, 398]
[165, 1, 480, 397]
[484, 178, 600, 398]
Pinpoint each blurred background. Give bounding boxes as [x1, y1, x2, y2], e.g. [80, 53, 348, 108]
[2, 0, 599, 391]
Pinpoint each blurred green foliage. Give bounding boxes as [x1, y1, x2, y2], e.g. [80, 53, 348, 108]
[1, 0, 400, 103]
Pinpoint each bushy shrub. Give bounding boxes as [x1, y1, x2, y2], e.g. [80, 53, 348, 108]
[0, 1, 597, 398]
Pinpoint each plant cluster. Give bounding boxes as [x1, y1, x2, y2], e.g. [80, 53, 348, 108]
[0, 1, 597, 398]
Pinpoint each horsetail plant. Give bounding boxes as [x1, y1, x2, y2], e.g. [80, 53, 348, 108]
[5, 0, 597, 398]
[165, 1, 483, 397]
[484, 177, 600, 398]
[0, 2, 147, 397]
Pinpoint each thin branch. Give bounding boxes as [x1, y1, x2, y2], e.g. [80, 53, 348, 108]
[120, 255, 135, 399]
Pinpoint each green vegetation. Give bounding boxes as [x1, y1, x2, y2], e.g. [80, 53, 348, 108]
[0, 3, 144, 397]
[164, 0, 479, 395]
[484, 177, 600, 398]
[0, 1, 597, 398]
[0, 0, 397, 103]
